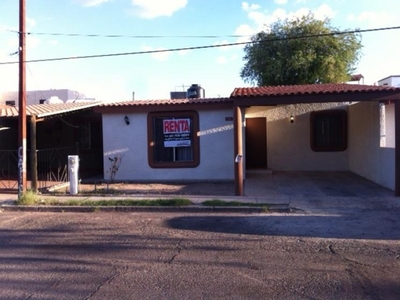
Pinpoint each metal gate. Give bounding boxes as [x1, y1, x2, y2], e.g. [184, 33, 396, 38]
[0, 147, 76, 192]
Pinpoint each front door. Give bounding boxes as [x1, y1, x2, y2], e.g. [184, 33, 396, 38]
[245, 117, 267, 169]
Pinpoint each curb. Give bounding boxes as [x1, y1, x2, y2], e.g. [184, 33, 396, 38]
[0, 204, 291, 213]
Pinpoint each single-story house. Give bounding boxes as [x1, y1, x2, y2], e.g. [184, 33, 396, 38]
[95, 83, 400, 196]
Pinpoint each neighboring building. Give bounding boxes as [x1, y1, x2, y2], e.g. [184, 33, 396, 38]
[378, 75, 400, 87]
[0, 89, 89, 107]
[95, 83, 400, 196]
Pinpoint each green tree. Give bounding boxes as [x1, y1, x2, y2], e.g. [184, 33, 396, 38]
[240, 13, 362, 86]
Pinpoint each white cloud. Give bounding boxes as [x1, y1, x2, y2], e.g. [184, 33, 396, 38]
[216, 54, 239, 65]
[75, 0, 113, 7]
[26, 18, 36, 29]
[142, 45, 171, 61]
[0, 53, 18, 93]
[242, 2, 261, 12]
[236, 3, 336, 40]
[214, 40, 232, 51]
[27, 35, 41, 49]
[178, 49, 190, 55]
[131, 0, 187, 19]
[48, 40, 59, 46]
[347, 11, 399, 27]
[216, 56, 227, 64]
[313, 4, 335, 20]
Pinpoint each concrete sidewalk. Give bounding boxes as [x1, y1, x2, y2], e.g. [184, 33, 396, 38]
[0, 192, 292, 213]
[1, 191, 399, 214]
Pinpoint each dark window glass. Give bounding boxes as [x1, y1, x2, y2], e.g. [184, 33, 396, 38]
[148, 111, 199, 168]
[310, 110, 347, 152]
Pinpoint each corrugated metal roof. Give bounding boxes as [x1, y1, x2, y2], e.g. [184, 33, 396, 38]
[0, 102, 102, 118]
[230, 83, 400, 98]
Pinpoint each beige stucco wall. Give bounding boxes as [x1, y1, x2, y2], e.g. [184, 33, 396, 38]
[245, 103, 349, 171]
[348, 101, 395, 190]
[102, 108, 234, 182]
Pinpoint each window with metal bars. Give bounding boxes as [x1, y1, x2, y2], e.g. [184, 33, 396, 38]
[147, 111, 200, 168]
[310, 110, 347, 152]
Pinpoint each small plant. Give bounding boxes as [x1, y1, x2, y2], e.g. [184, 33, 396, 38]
[107, 155, 123, 183]
[16, 190, 39, 205]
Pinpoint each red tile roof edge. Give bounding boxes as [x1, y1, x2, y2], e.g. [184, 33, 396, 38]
[230, 83, 400, 98]
[99, 97, 233, 107]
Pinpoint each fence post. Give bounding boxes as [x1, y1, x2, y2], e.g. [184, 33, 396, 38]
[30, 115, 38, 192]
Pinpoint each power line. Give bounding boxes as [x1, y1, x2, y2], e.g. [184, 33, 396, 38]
[7, 30, 248, 39]
[1, 25, 399, 65]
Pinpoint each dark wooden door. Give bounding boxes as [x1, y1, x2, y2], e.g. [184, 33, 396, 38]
[245, 117, 267, 169]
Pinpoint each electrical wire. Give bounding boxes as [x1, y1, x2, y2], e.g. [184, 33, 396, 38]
[7, 30, 249, 39]
[0, 25, 399, 65]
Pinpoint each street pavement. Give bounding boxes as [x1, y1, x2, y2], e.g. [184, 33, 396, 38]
[0, 211, 400, 299]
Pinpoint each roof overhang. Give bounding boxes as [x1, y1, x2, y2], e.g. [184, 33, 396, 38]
[233, 90, 400, 106]
[0, 102, 102, 119]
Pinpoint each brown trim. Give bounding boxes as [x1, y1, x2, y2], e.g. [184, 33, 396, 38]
[95, 102, 233, 114]
[310, 110, 347, 152]
[147, 111, 200, 168]
[233, 91, 400, 107]
[395, 101, 400, 196]
[234, 106, 244, 196]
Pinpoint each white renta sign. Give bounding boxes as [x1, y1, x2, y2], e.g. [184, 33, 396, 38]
[163, 118, 191, 147]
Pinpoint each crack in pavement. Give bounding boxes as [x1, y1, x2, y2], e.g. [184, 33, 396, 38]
[167, 239, 183, 264]
[85, 266, 127, 300]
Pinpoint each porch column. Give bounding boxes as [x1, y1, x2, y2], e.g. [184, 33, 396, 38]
[395, 101, 400, 196]
[234, 105, 244, 196]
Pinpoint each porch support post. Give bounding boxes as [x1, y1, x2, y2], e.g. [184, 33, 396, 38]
[30, 115, 38, 192]
[234, 105, 244, 196]
[395, 101, 400, 196]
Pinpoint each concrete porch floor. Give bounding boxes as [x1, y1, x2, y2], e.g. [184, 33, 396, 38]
[245, 171, 394, 198]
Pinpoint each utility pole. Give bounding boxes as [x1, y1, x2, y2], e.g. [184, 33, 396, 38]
[18, 0, 27, 197]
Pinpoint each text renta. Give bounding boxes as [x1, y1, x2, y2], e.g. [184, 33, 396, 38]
[163, 119, 190, 134]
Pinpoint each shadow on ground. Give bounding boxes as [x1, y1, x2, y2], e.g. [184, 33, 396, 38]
[166, 211, 400, 240]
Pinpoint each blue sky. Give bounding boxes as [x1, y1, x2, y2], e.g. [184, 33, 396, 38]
[0, 0, 399, 101]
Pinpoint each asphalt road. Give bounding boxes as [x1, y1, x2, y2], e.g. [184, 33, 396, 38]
[1, 211, 400, 300]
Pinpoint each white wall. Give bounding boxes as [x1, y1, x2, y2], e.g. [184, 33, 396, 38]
[348, 101, 394, 190]
[102, 108, 234, 182]
[378, 76, 400, 87]
[245, 103, 349, 171]
[0, 89, 85, 106]
[385, 103, 395, 148]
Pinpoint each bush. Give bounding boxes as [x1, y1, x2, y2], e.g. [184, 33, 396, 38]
[16, 190, 39, 205]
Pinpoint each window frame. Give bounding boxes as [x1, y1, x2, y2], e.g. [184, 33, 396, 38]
[310, 109, 347, 152]
[147, 111, 200, 168]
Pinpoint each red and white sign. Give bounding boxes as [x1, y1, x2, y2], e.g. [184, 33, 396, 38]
[163, 118, 191, 147]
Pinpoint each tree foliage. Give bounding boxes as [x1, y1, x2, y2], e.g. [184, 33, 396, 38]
[240, 13, 362, 86]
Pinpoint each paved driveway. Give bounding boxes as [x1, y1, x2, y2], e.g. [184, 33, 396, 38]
[245, 171, 394, 198]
